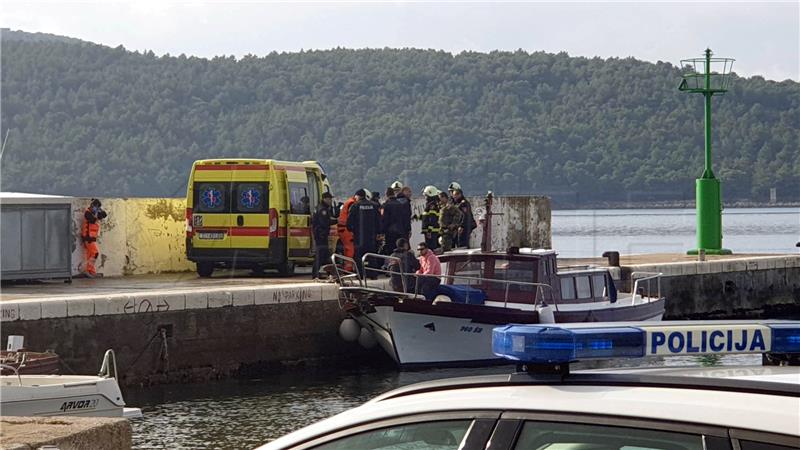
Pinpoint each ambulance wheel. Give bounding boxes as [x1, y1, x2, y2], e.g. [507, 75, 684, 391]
[197, 262, 214, 278]
[278, 261, 295, 276]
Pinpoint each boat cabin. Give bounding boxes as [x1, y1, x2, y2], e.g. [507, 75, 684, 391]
[438, 248, 617, 306]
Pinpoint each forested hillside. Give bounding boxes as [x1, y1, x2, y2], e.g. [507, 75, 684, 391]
[2, 30, 798, 204]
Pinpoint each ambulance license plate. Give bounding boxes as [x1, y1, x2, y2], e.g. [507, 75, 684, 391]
[198, 232, 225, 240]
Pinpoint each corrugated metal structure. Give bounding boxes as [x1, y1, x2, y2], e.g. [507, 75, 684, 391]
[1, 192, 72, 281]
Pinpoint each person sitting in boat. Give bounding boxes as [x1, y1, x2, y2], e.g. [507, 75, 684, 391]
[415, 242, 442, 300]
[384, 238, 420, 293]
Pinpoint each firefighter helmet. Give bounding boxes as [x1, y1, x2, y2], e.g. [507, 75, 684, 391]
[448, 182, 462, 192]
[390, 181, 403, 190]
[422, 185, 441, 197]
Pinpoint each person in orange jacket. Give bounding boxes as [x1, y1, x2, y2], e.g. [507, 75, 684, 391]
[337, 191, 359, 271]
[81, 198, 107, 277]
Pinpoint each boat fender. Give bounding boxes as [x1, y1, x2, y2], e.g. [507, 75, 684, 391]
[358, 327, 377, 349]
[433, 295, 452, 304]
[536, 304, 556, 324]
[338, 318, 360, 342]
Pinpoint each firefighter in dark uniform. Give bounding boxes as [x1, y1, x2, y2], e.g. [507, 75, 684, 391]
[449, 182, 476, 248]
[346, 189, 382, 278]
[311, 192, 336, 280]
[438, 192, 462, 252]
[420, 185, 442, 251]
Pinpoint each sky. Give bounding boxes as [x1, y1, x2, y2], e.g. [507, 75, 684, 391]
[1, 1, 798, 81]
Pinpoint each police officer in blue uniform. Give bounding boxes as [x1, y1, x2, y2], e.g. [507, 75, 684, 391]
[347, 189, 382, 278]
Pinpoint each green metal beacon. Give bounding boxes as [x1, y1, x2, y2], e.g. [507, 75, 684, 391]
[679, 48, 734, 255]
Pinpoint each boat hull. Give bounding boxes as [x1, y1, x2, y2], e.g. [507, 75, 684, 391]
[352, 297, 666, 367]
[0, 375, 130, 418]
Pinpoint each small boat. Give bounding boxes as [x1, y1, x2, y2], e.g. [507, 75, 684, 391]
[0, 349, 142, 418]
[1, 350, 60, 375]
[334, 193, 666, 367]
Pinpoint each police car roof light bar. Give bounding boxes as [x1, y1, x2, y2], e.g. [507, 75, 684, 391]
[492, 321, 800, 366]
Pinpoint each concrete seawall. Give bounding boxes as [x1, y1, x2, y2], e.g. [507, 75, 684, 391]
[618, 255, 800, 319]
[1, 281, 375, 386]
[2, 255, 798, 387]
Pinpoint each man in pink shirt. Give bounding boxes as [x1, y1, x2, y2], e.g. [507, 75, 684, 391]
[416, 242, 441, 300]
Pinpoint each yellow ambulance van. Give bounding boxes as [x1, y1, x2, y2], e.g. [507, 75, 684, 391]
[185, 159, 336, 277]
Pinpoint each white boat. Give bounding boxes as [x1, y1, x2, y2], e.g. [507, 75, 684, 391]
[334, 193, 666, 367]
[334, 248, 665, 367]
[0, 349, 142, 418]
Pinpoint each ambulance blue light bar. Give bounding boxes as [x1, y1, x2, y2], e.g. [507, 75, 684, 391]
[492, 321, 800, 364]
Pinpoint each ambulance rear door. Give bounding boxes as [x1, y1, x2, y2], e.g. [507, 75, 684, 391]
[229, 164, 271, 251]
[191, 165, 233, 250]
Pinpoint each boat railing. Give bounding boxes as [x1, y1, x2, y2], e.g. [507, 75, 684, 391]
[98, 349, 118, 379]
[0, 364, 22, 386]
[330, 254, 363, 286]
[630, 271, 662, 303]
[359, 253, 555, 309]
[331, 254, 366, 308]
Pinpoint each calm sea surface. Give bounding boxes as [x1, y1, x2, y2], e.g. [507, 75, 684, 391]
[129, 207, 798, 449]
[552, 207, 799, 258]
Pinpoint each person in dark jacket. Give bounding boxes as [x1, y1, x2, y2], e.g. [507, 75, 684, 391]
[384, 238, 420, 293]
[347, 189, 382, 278]
[452, 188, 476, 248]
[311, 192, 336, 280]
[381, 185, 412, 256]
[370, 190, 381, 205]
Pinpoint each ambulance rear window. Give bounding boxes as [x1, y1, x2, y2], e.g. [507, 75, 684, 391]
[233, 183, 268, 213]
[194, 182, 229, 213]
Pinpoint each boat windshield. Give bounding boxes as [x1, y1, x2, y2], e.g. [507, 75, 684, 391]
[446, 256, 538, 293]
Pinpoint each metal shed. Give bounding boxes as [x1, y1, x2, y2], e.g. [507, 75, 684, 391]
[1, 192, 72, 281]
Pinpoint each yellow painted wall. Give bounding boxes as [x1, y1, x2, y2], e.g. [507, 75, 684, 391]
[71, 198, 192, 276]
[69, 195, 552, 277]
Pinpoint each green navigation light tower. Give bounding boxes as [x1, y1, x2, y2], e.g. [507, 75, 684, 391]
[679, 48, 734, 255]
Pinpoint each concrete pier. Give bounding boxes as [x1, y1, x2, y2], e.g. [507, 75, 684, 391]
[1, 254, 798, 386]
[1, 272, 372, 386]
[562, 253, 800, 319]
[0, 416, 131, 450]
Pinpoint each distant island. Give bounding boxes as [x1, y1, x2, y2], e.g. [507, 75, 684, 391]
[1, 29, 798, 207]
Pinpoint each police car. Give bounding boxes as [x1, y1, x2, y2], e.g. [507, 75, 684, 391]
[256, 321, 800, 450]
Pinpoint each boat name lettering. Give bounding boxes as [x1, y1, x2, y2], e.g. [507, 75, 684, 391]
[59, 399, 99, 412]
[459, 326, 483, 334]
[647, 326, 771, 356]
